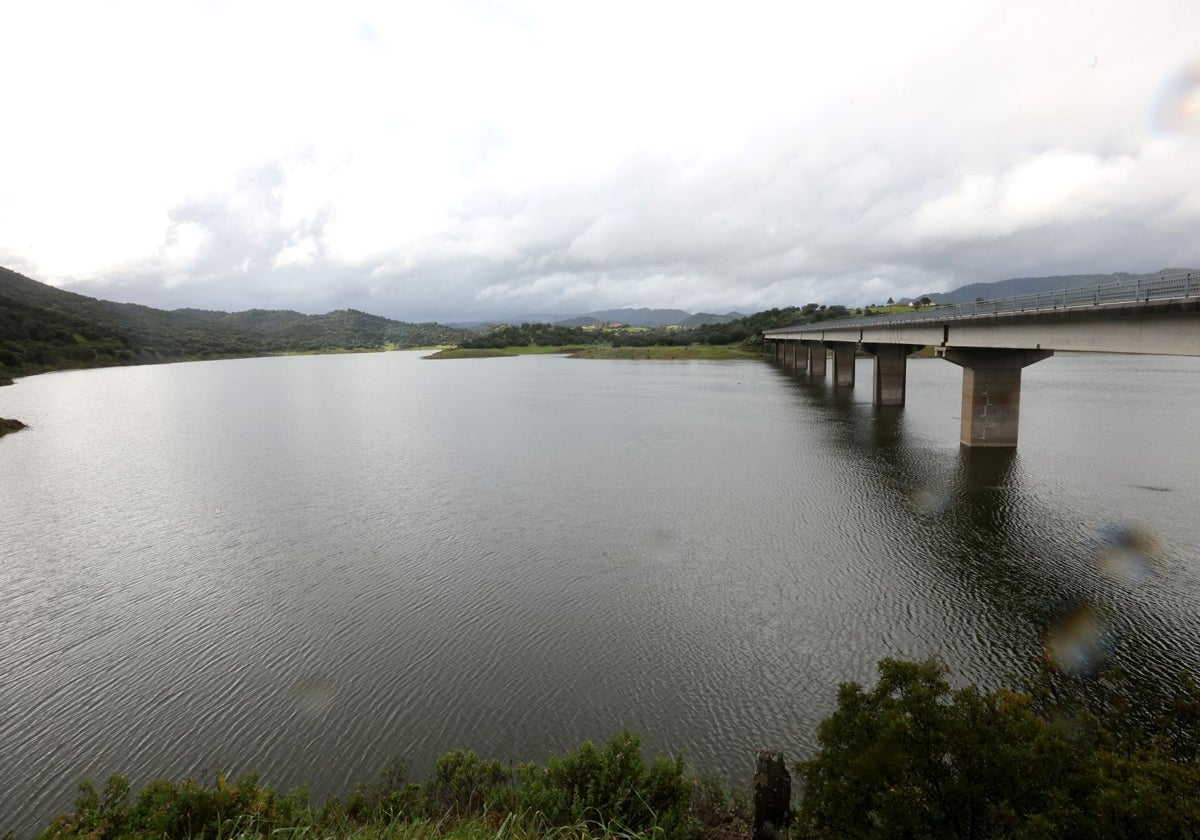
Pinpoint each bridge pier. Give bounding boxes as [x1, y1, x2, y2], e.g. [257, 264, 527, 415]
[829, 342, 856, 388]
[940, 348, 1053, 448]
[863, 344, 922, 406]
[804, 341, 827, 376]
[773, 341, 783, 363]
[784, 341, 799, 368]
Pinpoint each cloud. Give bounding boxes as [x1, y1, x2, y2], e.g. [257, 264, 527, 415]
[899, 150, 1138, 243]
[4, 0, 1200, 320]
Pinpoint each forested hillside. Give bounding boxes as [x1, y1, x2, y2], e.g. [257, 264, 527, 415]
[0, 267, 471, 379]
[926, 268, 1198, 304]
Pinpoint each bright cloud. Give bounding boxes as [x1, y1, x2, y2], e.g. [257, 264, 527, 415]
[902, 150, 1137, 242]
[1, 0, 1198, 320]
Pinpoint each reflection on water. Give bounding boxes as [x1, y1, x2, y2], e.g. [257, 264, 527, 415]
[1, 351, 1199, 834]
[771, 356, 1200, 693]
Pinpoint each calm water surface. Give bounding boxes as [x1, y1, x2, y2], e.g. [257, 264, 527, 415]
[2, 351, 1199, 833]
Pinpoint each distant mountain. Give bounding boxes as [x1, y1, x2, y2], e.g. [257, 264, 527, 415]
[679, 312, 747, 327]
[445, 320, 499, 331]
[457, 307, 705, 328]
[923, 268, 1198, 304]
[0, 266, 470, 379]
[583, 308, 694, 327]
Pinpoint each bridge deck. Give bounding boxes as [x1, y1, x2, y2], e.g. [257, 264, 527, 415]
[763, 271, 1200, 356]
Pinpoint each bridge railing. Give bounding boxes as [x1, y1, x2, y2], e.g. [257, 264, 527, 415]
[764, 270, 1197, 335]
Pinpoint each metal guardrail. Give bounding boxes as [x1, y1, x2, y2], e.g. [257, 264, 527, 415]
[763, 270, 1198, 335]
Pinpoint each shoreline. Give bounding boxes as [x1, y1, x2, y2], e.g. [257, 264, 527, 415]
[424, 344, 767, 360]
[0, 376, 22, 436]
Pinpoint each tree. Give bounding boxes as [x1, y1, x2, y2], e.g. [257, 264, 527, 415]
[796, 658, 1200, 839]
[797, 659, 1085, 838]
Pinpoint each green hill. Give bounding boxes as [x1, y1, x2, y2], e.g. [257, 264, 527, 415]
[0, 267, 471, 380]
[923, 268, 1198, 304]
[678, 311, 745, 326]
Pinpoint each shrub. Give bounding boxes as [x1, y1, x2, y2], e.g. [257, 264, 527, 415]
[329, 758, 421, 825]
[796, 658, 1200, 839]
[423, 751, 512, 818]
[517, 731, 697, 840]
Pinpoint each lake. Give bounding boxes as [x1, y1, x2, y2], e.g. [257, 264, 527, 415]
[2, 350, 1200, 834]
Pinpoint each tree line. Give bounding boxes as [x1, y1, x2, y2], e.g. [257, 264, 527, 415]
[460, 304, 858, 350]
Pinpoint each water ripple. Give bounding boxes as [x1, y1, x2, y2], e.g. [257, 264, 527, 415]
[3, 353, 1200, 834]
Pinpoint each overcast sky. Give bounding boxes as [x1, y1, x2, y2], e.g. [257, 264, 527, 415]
[3, 1, 1199, 321]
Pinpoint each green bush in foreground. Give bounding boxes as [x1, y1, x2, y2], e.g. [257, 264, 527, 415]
[797, 658, 1200, 839]
[31, 732, 746, 840]
[517, 733, 693, 835]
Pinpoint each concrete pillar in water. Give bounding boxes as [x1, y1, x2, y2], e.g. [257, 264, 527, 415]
[863, 343, 923, 406]
[773, 341, 782, 363]
[753, 750, 791, 840]
[804, 341, 827, 376]
[829, 342, 856, 388]
[782, 342, 795, 367]
[941, 347, 1053, 448]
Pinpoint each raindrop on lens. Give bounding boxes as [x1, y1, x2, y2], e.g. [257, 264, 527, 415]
[1151, 62, 1200, 136]
[909, 484, 949, 517]
[1042, 602, 1111, 677]
[1092, 522, 1163, 584]
[646, 528, 677, 562]
[289, 678, 339, 716]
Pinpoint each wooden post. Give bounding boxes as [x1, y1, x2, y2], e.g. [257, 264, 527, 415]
[753, 750, 791, 840]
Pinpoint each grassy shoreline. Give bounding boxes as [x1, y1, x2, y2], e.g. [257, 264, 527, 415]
[569, 345, 762, 360]
[0, 377, 22, 437]
[17, 732, 751, 840]
[424, 344, 766, 360]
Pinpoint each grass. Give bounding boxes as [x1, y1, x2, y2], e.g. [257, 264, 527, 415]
[422, 348, 520, 359]
[423, 345, 592, 359]
[568, 346, 762, 361]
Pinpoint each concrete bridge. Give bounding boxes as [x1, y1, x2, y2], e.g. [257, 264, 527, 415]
[763, 270, 1200, 448]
